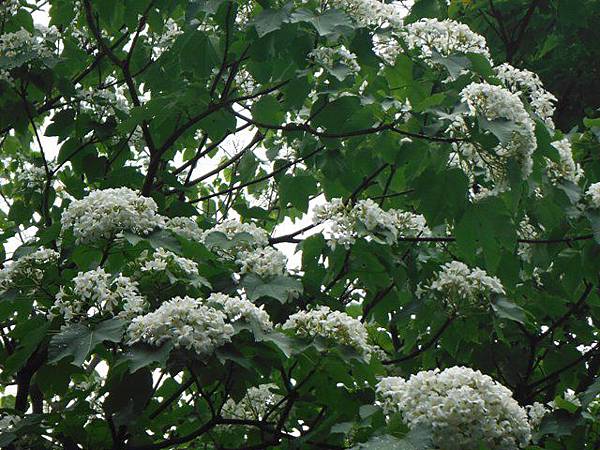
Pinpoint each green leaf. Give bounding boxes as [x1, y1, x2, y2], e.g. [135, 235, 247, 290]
[491, 297, 527, 324]
[289, 8, 353, 36]
[241, 273, 303, 302]
[252, 95, 284, 124]
[478, 116, 519, 146]
[251, 4, 292, 37]
[49, 319, 125, 366]
[279, 173, 318, 212]
[120, 343, 174, 372]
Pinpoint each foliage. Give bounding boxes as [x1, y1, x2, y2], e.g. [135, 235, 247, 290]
[0, 0, 600, 448]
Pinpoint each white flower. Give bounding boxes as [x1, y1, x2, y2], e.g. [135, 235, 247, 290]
[548, 389, 582, 410]
[314, 198, 429, 249]
[495, 63, 557, 128]
[309, 46, 360, 78]
[165, 216, 203, 241]
[61, 188, 164, 244]
[52, 268, 146, 321]
[454, 82, 537, 185]
[282, 305, 373, 359]
[136, 247, 199, 277]
[526, 402, 549, 429]
[327, 0, 405, 28]
[150, 18, 183, 58]
[0, 413, 20, 431]
[586, 182, 600, 209]
[545, 138, 583, 184]
[402, 18, 491, 68]
[222, 383, 282, 421]
[236, 246, 287, 278]
[15, 165, 47, 190]
[428, 260, 505, 308]
[516, 215, 544, 263]
[207, 292, 273, 332]
[376, 366, 531, 449]
[0, 247, 60, 292]
[0, 26, 57, 65]
[202, 219, 269, 256]
[126, 296, 234, 356]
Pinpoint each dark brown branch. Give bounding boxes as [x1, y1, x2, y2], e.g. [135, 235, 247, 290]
[189, 146, 326, 203]
[383, 317, 453, 365]
[230, 110, 462, 143]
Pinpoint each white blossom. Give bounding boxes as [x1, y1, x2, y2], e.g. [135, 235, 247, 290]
[236, 246, 287, 278]
[0, 248, 60, 292]
[526, 402, 549, 429]
[136, 247, 199, 277]
[61, 188, 164, 244]
[376, 366, 531, 449]
[309, 46, 360, 79]
[202, 219, 269, 256]
[549, 389, 582, 409]
[453, 82, 537, 185]
[314, 198, 429, 249]
[495, 63, 557, 128]
[150, 18, 183, 58]
[15, 165, 47, 191]
[126, 296, 234, 356]
[326, 0, 405, 28]
[165, 216, 203, 241]
[222, 383, 282, 421]
[0, 413, 20, 431]
[402, 18, 491, 68]
[586, 182, 600, 209]
[0, 26, 58, 62]
[207, 292, 273, 332]
[282, 305, 373, 359]
[545, 138, 583, 184]
[428, 260, 505, 308]
[52, 268, 146, 321]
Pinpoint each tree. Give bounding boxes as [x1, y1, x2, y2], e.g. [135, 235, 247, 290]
[0, 0, 600, 448]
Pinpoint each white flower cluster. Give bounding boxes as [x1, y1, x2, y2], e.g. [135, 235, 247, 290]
[61, 188, 164, 244]
[283, 305, 373, 358]
[458, 82, 537, 181]
[527, 389, 581, 429]
[545, 138, 583, 184]
[75, 85, 130, 121]
[428, 261, 505, 308]
[516, 215, 544, 263]
[402, 18, 491, 65]
[327, 0, 405, 28]
[207, 292, 273, 332]
[0, 413, 20, 431]
[150, 18, 183, 58]
[53, 268, 146, 321]
[0, 248, 60, 292]
[314, 198, 429, 249]
[526, 402, 548, 428]
[586, 182, 600, 209]
[0, 25, 58, 61]
[222, 383, 282, 421]
[136, 247, 199, 277]
[126, 296, 234, 356]
[165, 216, 203, 241]
[549, 389, 582, 409]
[15, 165, 47, 191]
[309, 46, 360, 78]
[0, 0, 19, 18]
[376, 366, 531, 450]
[202, 219, 269, 254]
[236, 246, 287, 278]
[495, 63, 557, 128]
